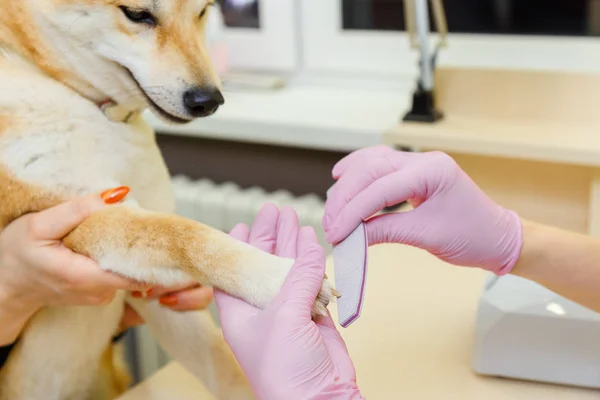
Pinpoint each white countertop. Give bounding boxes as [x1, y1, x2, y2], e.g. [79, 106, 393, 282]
[385, 67, 600, 167]
[146, 79, 413, 152]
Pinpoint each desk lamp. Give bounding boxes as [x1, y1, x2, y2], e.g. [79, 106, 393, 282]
[402, 0, 447, 123]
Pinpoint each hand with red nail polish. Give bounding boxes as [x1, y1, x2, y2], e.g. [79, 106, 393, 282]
[119, 282, 214, 331]
[0, 188, 146, 346]
[101, 186, 130, 204]
[215, 204, 363, 400]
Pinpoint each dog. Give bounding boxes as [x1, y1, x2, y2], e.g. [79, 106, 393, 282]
[0, 1, 337, 399]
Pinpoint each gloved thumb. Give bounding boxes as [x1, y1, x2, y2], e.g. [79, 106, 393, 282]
[276, 226, 327, 318]
[365, 209, 425, 247]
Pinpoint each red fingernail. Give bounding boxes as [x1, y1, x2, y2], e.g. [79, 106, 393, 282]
[159, 295, 178, 306]
[131, 291, 142, 298]
[101, 186, 130, 204]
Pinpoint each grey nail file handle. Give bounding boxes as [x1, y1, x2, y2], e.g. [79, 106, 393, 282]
[327, 187, 369, 327]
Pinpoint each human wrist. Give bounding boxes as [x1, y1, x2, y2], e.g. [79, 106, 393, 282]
[0, 278, 43, 314]
[509, 218, 542, 279]
[508, 217, 600, 313]
[0, 283, 40, 346]
[489, 209, 524, 276]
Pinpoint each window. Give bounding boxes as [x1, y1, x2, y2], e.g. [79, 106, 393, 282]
[301, 0, 600, 77]
[216, 0, 298, 71]
[342, 0, 600, 37]
[220, 0, 260, 29]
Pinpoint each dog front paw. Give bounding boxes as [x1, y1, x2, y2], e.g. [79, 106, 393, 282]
[235, 249, 340, 317]
[312, 278, 340, 318]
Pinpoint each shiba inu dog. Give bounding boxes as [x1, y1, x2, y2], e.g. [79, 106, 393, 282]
[0, 1, 337, 399]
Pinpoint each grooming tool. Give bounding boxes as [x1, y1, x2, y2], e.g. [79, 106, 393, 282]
[327, 188, 369, 327]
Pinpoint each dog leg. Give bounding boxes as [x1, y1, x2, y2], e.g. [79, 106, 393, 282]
[0, 296, 126, 400]
[0, 172, 335, 314]
[62, 204, 336, 316]
[127, 299, 254, 399]
[89, 341, 133, 400]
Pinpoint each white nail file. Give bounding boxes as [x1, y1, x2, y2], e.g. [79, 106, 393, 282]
[327, 187, 369, 328]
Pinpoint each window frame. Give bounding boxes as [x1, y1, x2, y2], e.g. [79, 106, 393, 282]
[300, 0, 600, 77]
[221, 0, 299, 72]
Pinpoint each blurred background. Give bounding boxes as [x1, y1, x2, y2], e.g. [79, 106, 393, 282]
[129, 0, 600, 394]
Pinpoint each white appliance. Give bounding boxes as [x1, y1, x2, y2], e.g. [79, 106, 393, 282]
[472, 273, 600, 389]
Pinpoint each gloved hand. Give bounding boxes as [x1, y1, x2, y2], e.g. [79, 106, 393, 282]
[323, 146, 523, 275]
[214, 204, 363, 400]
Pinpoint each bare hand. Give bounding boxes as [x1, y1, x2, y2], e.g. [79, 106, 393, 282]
[119, 282, 214, 330]
[0, 188, 147, 344]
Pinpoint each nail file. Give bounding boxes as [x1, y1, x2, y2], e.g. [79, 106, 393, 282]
[327, 187, 369, 328]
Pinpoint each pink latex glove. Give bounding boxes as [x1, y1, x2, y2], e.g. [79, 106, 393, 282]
[214, 204, 363, 400]
[323, 146, 523, 275]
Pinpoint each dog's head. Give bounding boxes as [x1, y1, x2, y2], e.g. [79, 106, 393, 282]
[41, 0, 223, 123]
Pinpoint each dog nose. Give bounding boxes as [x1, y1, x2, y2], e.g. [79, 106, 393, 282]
[183, 88, 224, 117]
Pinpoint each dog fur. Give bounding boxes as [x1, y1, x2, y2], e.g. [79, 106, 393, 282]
[0, 1, 336, 399]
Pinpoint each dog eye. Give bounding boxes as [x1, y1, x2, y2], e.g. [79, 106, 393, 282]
[119, 6, 156, 26]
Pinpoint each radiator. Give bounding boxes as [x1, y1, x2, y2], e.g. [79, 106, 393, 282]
[131, 176, 330, 382]
[171, 175, 329, 248]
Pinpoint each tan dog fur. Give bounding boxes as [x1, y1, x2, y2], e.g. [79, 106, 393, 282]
[0, 1, 336, 399]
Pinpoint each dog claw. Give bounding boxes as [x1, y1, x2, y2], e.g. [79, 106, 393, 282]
[332, 289, 341, 298]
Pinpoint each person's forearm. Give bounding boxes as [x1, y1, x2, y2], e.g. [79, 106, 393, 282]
[511, 219, 600, 313]
[0, 285, 38, 346]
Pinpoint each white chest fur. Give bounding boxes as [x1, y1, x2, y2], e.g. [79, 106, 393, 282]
[0, 59, 175, 214]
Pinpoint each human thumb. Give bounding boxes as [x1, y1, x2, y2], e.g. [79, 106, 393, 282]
[29, 186, 130, 240]
[276, 226, 327, 316]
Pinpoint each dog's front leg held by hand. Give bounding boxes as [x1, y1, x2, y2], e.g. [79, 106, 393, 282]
[62, 205, 336, 315]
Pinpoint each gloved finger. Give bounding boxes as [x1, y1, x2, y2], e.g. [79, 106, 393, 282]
[275, 206, 300, 258]
[214, 289, 259, 328]
[229, 223, 250, 242]
[159, 285, 214, 311]
[325, 168, 422, 244]
[276, 227, 326, 318]
[364, 211, 425, 247]
[315, 314, 357, 382]
[248, 203, 280, 253]
[324, 155, 402, 231]
[27, 187, 129, 240]
[331, 145, 396, 179]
